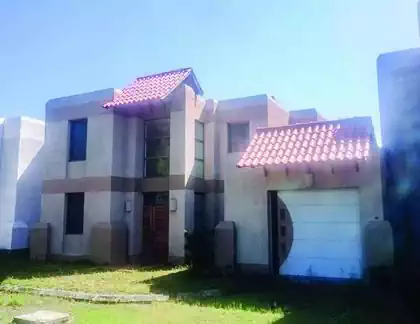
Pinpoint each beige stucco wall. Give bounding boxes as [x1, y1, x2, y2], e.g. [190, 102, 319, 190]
[224, 149, 384, 275]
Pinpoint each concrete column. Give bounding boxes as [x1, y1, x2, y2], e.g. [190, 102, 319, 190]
[40, 194, 65, 255]
[168, 85, 197, 262]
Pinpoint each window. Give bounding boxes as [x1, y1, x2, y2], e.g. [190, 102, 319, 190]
[145, 119, 170, 177]
[69, 119, 87, 161]
[194, 121, 204, 178]
[228, 122, 249, 153]
[65, 193, 84, 235]
[194, 193, 205, 230]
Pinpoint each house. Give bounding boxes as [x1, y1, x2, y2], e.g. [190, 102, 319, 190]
[0, 117, 45, 251]
[377, 48, 420, 270]
[35, 68, 391, 278]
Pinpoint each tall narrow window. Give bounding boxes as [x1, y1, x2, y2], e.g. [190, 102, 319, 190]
[228, 122, 249, 153]
[145, 119, 170, 177]
[194, 121, 204, 178]
[69, 119, 87, 161]
[194, 193, 205, 230]
[65, 193, 85, 235]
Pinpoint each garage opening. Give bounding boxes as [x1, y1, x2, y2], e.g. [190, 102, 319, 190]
[269, 189, 362, 280]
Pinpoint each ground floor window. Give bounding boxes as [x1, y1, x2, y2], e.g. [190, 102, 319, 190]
[65, 192, 85, 235]
[194, 193, 205, 230]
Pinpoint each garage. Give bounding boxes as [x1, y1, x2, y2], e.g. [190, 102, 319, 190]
[278, 189, 362, 279]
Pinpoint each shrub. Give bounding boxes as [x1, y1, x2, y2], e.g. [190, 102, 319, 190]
[184, 229, 214, 271]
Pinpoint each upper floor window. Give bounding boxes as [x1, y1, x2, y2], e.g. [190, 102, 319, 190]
[69, 119, 87, 162]
[228, 122, 249, 153]
[145, 118, 170, 177]
[194, 121, 204, 178]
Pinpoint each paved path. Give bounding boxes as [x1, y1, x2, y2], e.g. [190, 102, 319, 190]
[0, 284, 222, 304]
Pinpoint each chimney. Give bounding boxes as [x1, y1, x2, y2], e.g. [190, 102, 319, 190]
[288, 108, 325, 125]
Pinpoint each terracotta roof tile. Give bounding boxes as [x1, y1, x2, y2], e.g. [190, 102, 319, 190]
[103, 68, 195, 108]
[237, 117, 373, 168]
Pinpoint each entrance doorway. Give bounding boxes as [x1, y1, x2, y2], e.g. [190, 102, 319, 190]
[143, 192, 169, 264]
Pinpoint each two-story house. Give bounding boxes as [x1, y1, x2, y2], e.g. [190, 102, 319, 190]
[36, 68, 390, 279]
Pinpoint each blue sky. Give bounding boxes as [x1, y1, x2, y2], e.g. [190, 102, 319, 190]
[0, 0, 419, 138]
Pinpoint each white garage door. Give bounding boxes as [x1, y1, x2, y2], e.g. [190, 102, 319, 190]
[278, 189, 362, 279]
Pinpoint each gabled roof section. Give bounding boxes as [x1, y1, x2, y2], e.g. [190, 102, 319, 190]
[237, 117, 375, 168]
[103, 68, 203, 108]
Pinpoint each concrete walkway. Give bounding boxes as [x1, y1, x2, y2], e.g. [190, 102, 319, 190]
[0, 284, 222, 304]
[0, 285, 169, 304]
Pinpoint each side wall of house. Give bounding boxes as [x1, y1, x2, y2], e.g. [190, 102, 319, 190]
[41, 89, 123, 257]
[0, 117, 45, 250]
[0, 118, 21, 249]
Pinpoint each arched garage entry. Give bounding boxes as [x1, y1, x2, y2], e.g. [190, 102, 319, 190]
[269, 189, 362, 279]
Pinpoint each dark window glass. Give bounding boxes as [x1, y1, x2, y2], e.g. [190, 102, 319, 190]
[228, 123, 249, 153]
[145, 119, 170, 138]
[69, 119, 87, 161]
[143, 192, 169, 206]
[146, 138, 170, 157]
[194, 193, 206, 230]
[280, 209, 286, 221]
[145, 158, 169, 177]
[65, 193, 84, 235]
[195, 121, 204, 141]
[281, 226, 286, 237]
[195, 121, 204, 178]
[145, 119, 170, 177]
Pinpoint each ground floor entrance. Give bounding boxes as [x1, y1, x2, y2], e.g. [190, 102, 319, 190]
[142, 192, 169, 264]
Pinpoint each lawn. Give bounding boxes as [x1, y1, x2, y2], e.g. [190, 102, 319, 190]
[0, 256, 417, 323]
[0, 257, 227, 295]
[0, 293, 281, 324]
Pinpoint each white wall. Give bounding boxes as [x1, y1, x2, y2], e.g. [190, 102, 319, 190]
[0, 117, 45, 250]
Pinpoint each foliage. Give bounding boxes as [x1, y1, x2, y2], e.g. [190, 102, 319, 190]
[184, 229, 214, 272]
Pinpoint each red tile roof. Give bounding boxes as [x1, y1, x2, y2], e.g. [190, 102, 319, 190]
[103, 68, 201, 108]
[237, 117, 374, 168]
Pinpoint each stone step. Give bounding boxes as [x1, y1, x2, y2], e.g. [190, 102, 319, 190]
[13, 311, 70, 324]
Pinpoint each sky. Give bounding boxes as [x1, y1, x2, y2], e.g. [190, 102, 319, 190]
[0, 0, 419, 139]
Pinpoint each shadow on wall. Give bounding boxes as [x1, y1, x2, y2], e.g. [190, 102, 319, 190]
[12, 146, 45, 249]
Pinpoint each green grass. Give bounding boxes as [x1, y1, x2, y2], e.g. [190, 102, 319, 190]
[0, 258, 227, 295]
[0, 256, 416, 323]
[0, 293, 281, 324]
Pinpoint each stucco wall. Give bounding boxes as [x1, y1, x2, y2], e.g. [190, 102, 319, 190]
[225, 152, 384, 274]
[0, 117, 45, 250]
[42, 89, 130, 257]
[224, 153, 268, 267]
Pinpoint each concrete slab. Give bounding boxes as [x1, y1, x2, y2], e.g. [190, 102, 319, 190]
[13, 310, 70, 324]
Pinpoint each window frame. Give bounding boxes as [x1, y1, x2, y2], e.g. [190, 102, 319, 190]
[194, 121, 204, 178]
[68, 118, 88, 162]
[227, 122, 250, 153]
[144, 118, 170, 178]
[65, 192, 85, 235]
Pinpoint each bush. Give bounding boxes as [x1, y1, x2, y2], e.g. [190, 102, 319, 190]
[184, 229, 214, 271]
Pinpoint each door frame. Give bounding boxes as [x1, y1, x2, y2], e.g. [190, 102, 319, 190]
[267, 191, 279, 275]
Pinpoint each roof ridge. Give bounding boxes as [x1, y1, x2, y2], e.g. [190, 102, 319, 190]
[257, 116, 372, 133]
[136, 67, 192, 80]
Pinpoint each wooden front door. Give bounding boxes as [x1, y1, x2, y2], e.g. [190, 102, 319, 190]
[143, 193, 169, 264]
